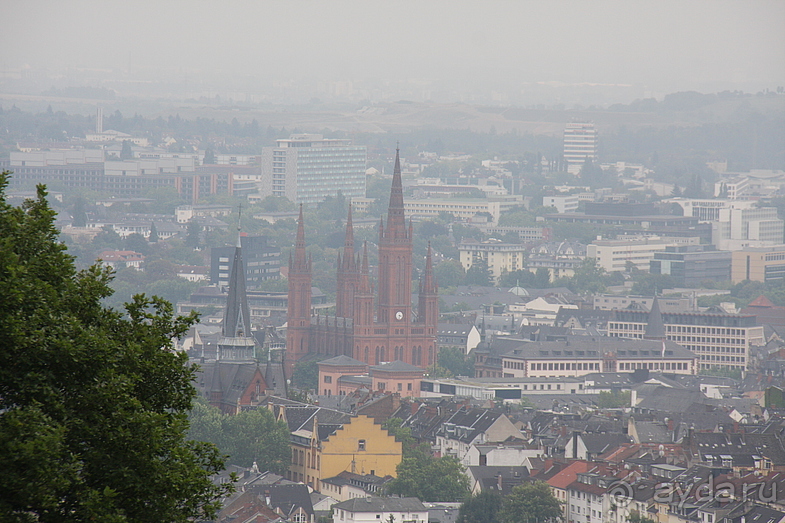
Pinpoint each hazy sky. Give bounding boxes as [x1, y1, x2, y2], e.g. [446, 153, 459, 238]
[2, 0, 784, 94]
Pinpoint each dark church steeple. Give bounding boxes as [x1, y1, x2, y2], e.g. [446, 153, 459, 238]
[644, 295, 666, 341]
[219, 214, 255, 361]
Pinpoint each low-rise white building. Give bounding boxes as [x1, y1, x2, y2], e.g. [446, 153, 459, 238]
[332, 497, 427, 523]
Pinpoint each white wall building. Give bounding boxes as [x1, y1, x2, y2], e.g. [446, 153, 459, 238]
[332, 498, 428, 523]
[588, 236, 700, 273]
[564, 122, 598, 174]
[711, 206, 784, 251]
[543, 195, 580, 213]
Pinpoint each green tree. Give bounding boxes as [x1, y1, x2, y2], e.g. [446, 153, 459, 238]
[387, 454, 470, 502]
[628, 510, 657, 523]
[0, 174, 229, 522]
[458, 490, 503, 523]
[499, 481, 562, 523]
[465, 258, 492, 286]
[222, 408, 291, 472]
[597, 391, 631, 408]
[120, 140, 133, 160]
[148, 221, 159, 243]
[203, 147, 215, 165]
[292, 360, 320, 390]
[435, 260, 465, 288]
[438, 347, 475, 377]
[185, 220, 202, 248]
[71, 197, 87, 227]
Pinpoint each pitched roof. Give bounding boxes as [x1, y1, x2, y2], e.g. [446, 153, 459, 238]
[333, 497, 427, 513]
[546, 461, 591, 489]
[319, 355, 367, 367]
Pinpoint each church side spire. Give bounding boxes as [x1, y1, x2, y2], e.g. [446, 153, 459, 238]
[336, 205, 359, 318]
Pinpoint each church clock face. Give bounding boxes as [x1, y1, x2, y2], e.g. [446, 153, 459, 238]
[395, 311, 404, 321]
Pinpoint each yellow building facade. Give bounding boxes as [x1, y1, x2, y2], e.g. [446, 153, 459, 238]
[288, 414, 402, 492]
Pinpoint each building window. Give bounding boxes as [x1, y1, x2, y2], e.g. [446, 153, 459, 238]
[358, 440, 366, 451]
[324, 375, 332, 383]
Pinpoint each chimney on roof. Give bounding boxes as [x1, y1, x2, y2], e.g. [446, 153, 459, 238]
[265, 490, 271, 506]
[497, 473, 503, 490]
[667, 418, 675, 431]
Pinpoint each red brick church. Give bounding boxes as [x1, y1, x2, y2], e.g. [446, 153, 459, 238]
[284, 149, 438, 376]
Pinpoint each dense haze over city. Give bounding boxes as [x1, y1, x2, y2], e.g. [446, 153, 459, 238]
[5, 2, 785, 523]
[2, 0, 785, 107]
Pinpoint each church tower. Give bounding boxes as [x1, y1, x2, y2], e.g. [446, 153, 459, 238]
[376, 147, 414, 325]
[285, 205, 312, 376]
[218, 223, 255, 361]
[335, 206, 359, 319]
[417, 242, 439, 330]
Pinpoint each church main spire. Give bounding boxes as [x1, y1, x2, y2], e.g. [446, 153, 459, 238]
[385, 147, 407, 240]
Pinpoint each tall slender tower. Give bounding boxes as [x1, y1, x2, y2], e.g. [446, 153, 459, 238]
[417, 242, 439, 330]
[285, 205, 312, 376]
[376, 148, 413, 325]
[218, 223, 255, 361]
[335, 206, 359, 319]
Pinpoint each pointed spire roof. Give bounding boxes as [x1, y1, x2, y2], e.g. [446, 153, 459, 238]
[644, 295, 666, 340]
[386, 146, 406, 237]
[292, 204, 308, 271]
[223, 229, 252, 339]
[359, 241, 371, 293]
[421, 242, 437, 294]
[342, 205, 355, 270]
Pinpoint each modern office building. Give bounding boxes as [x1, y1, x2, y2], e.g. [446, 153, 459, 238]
[4, 150, 233, 201]
[404, 196, 522, 225]
[563, 122, 598, 173]
[259, 134, 367, 206]
[731, 245, 785, 283]
[608, 303, 764, 371]
[712, 206, 784, 251]
[587, 236, 700, 273]
[543, 195, 579, 213]
[211, 235, 281, 289]
[650, 245, 733, 286]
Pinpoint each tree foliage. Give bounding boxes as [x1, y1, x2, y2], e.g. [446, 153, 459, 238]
[458, 490, 503, 523]
[499, 481, 562, 523]
[0, 173, 229, 522]
[597, 391, 632, 409]
[387, 453, 470, 502]
[188, 399, 291, 472]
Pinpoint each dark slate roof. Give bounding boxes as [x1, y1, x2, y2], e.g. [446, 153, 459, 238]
[282, 405, 351, 434]
[554, 308, 611, 329]
[438, 323, 474, 336]
[439, 407, 507, 444]
[645, 296, 666, 339]
[319, 355, 367, 367]
[333, 497, 427, 513]
[266, 483, 315, 518]
[634, 387, 708, 414]
[499, 337, 694, 360]
[692, 432, 785, 466]
[370, 360, 423, 373]
[579, 433, 633, 454]
[726, 504, 785, 523]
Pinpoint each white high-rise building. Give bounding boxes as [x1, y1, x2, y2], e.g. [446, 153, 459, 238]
[260, 134, 367, 206]
[712, 206, 784, 251]
[563, 122, 597, 174]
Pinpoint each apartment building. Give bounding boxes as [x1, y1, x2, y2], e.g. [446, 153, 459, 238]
[259, 134, 366, 205]
[459, 240, 527, 282]
[564, 122, 598, 174]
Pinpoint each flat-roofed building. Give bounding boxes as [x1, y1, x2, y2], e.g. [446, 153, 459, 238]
[587, 236, 700, 273]
[731, 245, 785, 283]
[259, 134, 366, 206]
[563, 122, 597, 174]
[404, 196, 522, 225]
[650, 245, 733, 286]
[498, 337, 697, 378]
[608, 309, 763, 371]
[459, 240, 527, 282]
